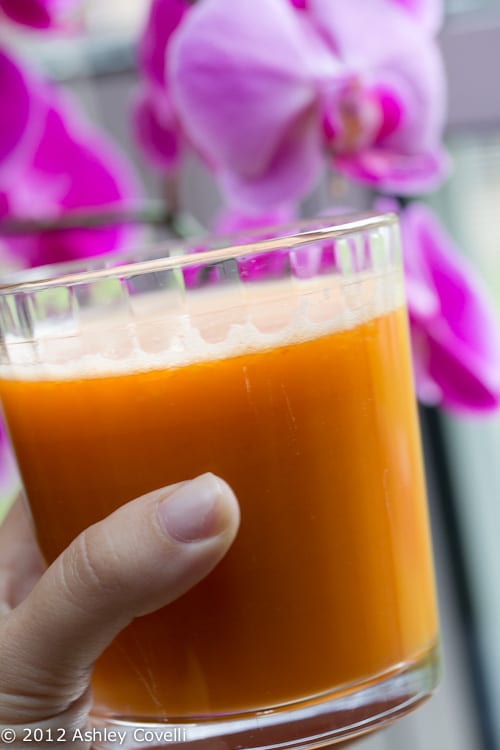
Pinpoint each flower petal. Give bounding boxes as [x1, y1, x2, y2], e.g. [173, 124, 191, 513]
[138, 0, 190, 87]
[401, 203, 500, 413]
[0, 0, 78, 28]
[369, 47, 446, 155]
[213, 204, 298, 281]
[132, 88, 181, 171]
[309, 0, 447, 192]
[308, 0, 425, 66]
[310, 0, 446, 149]
[392, 0, 443, 32]
[220, 108, 325, 210]
[0, 51, 46, 189]
[214, 204, 296, 236]
[1, 92, 140, 268]
[334, 147, 450, 195]
[170, 0, 338, 208]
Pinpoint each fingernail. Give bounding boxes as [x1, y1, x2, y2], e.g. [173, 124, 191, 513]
[158, 473, 225, 543]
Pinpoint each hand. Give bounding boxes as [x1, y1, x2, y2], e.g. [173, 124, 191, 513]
[0, 474, 240, 748]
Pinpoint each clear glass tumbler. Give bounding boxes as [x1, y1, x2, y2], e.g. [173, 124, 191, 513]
[0, 213, 439, 749]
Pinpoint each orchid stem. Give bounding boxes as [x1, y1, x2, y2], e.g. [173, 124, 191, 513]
[0, 204, 202, 240]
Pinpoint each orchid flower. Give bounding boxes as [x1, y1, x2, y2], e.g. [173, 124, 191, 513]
[168, 0, 447, 212]
[0, 50, 139, 268]
[0, 0, 79, 28]
[133, 0, 190, 171]
[310, 0, 448, 193]
[397, 202, 500, 414]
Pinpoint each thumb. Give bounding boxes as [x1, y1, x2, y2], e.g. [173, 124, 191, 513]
[0, 473, 239, 726]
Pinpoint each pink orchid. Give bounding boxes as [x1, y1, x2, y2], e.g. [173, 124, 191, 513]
[397, 203, 500, 413]
[0, 0, 78, 28]
[296, 0, 448, 193]
[0, 50, 139, 268]
[168, 0, 447, 212]
[133, 0, 190, 171]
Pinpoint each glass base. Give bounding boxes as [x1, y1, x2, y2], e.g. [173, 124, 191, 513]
[90, 644, 439, 750]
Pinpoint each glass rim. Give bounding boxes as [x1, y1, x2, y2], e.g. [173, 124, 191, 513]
[0, 211, 397, 295]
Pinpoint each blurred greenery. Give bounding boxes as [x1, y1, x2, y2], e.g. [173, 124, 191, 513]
[0, 491, 16, 524]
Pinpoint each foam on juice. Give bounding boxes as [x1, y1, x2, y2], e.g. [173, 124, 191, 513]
[0, 271, 404, 381]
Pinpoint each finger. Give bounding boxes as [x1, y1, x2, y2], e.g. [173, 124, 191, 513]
[0, 473, 240, 722]
[0, 497, 45, 611]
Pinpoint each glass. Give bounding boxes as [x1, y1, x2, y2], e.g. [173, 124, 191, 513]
[0, 213, 439, 749]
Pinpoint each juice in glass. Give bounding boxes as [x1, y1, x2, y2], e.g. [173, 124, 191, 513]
[0, 215, 439, 749]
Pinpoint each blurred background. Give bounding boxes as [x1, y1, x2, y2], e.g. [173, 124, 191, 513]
[1, 2, 500, 748]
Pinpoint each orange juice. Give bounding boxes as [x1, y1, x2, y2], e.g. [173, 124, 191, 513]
[0, 278, 438, 719]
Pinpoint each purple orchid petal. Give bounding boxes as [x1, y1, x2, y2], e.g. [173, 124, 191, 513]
[132, 88, 181, 171]
[369, 46, 447, 156]
[0, 0, 78, 29]
[138, 0, 190, 88]
[212, 205, 294, 282]
[374, 195, 438, 318]
[215, 205, 336, 282]
[219, 108, 326, 211]
[181, 244, 222, 289]
[238, 250, 291, 282]
[214, 204, 297, 236]
[170, 0, 339, 210]
[0, 51, 47, 190]
[309, 0, 423, 65]
[308, 0, 447, 193]
[392, 0, 443, 32]
[400, 203, 500, 413]
[1, 84, 139, 267]
[134, 0, 188, 172]
[334, 146, 450, 195]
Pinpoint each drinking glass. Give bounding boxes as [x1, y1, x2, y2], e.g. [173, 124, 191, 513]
[0, 213, 439, 749]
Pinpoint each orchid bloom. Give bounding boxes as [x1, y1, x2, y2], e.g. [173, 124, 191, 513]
[0, 50, 139, 268]
[133, 0, 190, 171]
[0, 0, 78, 28]
[397, 203, 500, 414]
[167, 0, 447, 212]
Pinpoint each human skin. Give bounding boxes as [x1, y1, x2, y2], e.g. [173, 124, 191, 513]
[0, 474, 240, 749]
